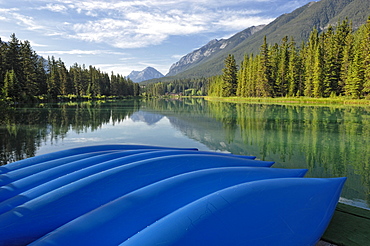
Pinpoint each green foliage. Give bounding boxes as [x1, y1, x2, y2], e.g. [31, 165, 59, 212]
[0, 34, 140, 102]
[228, 18, 370, 99]
[143, 77, 207, 97]
[3, 69, 19, 99]
[221, 54, 238, 97]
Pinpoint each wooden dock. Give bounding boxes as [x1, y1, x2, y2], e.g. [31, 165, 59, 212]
[321, 203, 370, 246]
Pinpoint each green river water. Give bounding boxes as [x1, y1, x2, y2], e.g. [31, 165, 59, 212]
[1, 98, 369, 209]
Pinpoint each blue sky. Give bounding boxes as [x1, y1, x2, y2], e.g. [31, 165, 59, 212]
[0, 0, 313, 76]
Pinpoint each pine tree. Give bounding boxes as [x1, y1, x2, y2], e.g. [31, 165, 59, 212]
[5, 34, 21, 75]
[256, 36, 273, 97]
[222, 54, 238, 97]
[322, 26, 336, 97]
[287, 37, 299, 96]
[304, 28, 319, 97]
[340, 32, 354, 96]
[3, 69, 20, 99]
[36, 57, 47, 95]
[236, 55, 248, 97]
[0, 38, 5, 92]
[46, 56, 60, 98]
[333, 19, 352, 95]
[248, 54, 257, 97]
[276, 36, 289, 96]
[56, 59, 70, 95]
[361, 17, 370, 97]
[312, 36, 324, 98]
[345, 21, 366, 98]
[20, 40, 38, 98]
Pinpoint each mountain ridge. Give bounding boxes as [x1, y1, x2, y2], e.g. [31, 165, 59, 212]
[162, 0, 370, 80]
[166, 25, 265, 77]
[128, 67, 164, 82]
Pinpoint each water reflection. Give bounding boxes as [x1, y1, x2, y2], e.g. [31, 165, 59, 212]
[0, 101, 140, 165]
[141, 99, 370, 208]
[0, 99, 369, 209]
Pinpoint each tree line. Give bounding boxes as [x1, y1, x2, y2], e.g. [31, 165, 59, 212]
[208, 18, 370, 99]
[143, 78, 207, 97]
[0, 34, 140, 102]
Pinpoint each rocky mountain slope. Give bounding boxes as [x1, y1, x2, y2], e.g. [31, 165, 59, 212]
[166, 25, 265, 77]
[167, 0, 370, 79]
[128, 67, 164, 82]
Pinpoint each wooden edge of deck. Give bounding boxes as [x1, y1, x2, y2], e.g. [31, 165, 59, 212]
[321, 203, 370, 246]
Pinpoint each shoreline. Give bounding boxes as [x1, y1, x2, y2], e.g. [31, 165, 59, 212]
[204, 96, 370, 107]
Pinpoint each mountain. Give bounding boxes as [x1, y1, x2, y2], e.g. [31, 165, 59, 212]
[128, 67, 164, 82]
[130, 111, 164, 125]
[166, 25, 265, 77]
[167, 0, 370, 79]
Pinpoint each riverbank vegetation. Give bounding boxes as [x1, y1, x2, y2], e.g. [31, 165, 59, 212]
[0, 34, 140, 103]
[141, 17, 370, 102]
[204, 96, 370, 106]
[209, 18, 370, 99]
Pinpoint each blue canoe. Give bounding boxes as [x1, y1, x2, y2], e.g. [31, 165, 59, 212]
[0, 145, 345, 246]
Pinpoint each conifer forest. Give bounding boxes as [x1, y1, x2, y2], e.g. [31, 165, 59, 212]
[1, 18, 369, 101]
[209, 18, 370, 99]
[0, 34, 140, 102]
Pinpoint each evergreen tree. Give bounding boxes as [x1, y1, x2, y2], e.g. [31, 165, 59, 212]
[333, 19, 352, 95]
[46, 56, 60, 98]
[256, 36, 273, 97]
[360, 17, 370, 96]
[322, 26, 336, 97]
[222, 54, 238, 97]
[0, 38, 5, 92]
[57, 59, 70, 95]
[20, 40, 38, 98]
[304, 28, 319, 97]
[236, 55, 248, 97]
[3, 69, 19, 99]
[5, 34, 22, 76]
[36, 57, 47, 95]
[340, 32, 354, 96]
[346, 22, 365, 98]
[312, 36, 324, 98]
[276, 36, 289, 96]
[287, 37, 299, 96]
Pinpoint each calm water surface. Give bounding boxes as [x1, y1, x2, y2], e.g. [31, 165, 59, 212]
[1, 98, 369, 209]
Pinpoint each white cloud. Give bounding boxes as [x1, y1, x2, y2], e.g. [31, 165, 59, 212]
[215, 15, 275, 30]
[62, 2, 273, 49]
[38, 3, 68, 13]
[38, 49, 127, 55]
[29, 41, 48, 47]
[0, 7, 44, 30]
[2, 1, 277, 49]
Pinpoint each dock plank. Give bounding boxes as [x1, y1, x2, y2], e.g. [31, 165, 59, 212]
[322, 203, 370, 246]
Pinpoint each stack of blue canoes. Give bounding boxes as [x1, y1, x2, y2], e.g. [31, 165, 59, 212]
[0, 145, 346, 246]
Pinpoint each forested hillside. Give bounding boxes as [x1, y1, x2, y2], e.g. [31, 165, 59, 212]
[208, 18, 370, 99]
[172, 0, 370, 79]
[0, 34, 140, 102]
[142, 18, 370, 99]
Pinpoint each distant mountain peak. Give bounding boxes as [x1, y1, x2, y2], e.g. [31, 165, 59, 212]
[128, 67, 164, 82]
[166, 0, 370, 79]
[166, 25, 265, 77]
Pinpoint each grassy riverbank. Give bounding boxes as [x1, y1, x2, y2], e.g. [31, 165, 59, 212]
[204, 96, 370, 106]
